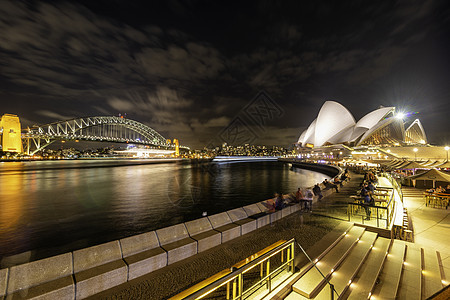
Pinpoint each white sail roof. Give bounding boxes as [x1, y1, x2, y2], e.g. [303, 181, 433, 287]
[297, 101, 424, 148]
[314, 101, 355, 147]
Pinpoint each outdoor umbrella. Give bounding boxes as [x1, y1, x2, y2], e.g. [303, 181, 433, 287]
[390, 160, 408, 168]
[384, 159, 399, 167]
[420, 159, 432, 165]
[428, 161, 445, 167]
[396, 161, 429, 170]
[407, 168, 450, 188]
[435, 161, 450, 169]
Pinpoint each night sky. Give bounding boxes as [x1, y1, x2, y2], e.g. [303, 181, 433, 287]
[0, 0, 449, 148]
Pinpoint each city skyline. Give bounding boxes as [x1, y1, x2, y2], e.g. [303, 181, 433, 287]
[0, 1, 449, 149]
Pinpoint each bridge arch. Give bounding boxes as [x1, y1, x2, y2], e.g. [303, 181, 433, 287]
[23, 116, 174, 155]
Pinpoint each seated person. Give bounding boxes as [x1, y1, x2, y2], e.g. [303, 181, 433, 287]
[445, 185, 450, 194]
[274, 193, 285, 210]
[313, 184, 323, 200]
[323, 178, 339, 192]
[333, 176, 343, 187]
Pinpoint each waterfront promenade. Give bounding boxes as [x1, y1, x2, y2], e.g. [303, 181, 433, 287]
[94, 170, 450, 299]
[92, 173, 361, 299]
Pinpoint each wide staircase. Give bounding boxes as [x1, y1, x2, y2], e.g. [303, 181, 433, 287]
[311, 172, 364, 220]
[282, 225, 447, 300]
[401, 187, 425, 199]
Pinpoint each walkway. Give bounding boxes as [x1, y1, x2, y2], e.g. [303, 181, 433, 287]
[402, 187, 450, 279]
[92, 175, 363, 299]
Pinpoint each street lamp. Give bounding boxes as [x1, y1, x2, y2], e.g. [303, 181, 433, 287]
[413, 148, 418, 161]
[445, 146, 449, 161]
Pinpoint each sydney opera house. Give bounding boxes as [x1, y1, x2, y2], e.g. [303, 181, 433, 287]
[297, 101, 427, 149]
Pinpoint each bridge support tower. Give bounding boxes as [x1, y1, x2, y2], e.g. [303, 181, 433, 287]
[0, 114, 23, 153]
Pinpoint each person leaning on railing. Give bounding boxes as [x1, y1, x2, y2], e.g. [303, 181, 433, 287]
[361, 183, 372, 220]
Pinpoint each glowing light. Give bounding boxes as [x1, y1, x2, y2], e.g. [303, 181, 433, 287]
[445, 146, 449, 151]
[413, 148, 418, 152]
[396, 112, 405, 120]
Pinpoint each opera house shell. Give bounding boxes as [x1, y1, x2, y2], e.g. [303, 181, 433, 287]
[297, 101, 427, 148]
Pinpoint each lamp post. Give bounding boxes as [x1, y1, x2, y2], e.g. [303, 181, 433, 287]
[445, 146, 449, 161]
[413, 148, 418, 161]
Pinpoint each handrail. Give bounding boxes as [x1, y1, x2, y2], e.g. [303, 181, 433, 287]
[347, 202, 390, 228]
[382, 172, 403, 202]
[295, 240, 339, 299]
[170, 239, 295, 300]
[347, 181, 395, 228]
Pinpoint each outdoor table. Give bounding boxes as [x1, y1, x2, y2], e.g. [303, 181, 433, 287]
[423, 192, 449, 209]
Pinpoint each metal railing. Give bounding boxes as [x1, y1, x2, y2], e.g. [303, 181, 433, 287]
[295, 240, 339, 299]
[347, 187, 395, 229]
[170, 239, 295, 300]
[382, 172, 403, 202]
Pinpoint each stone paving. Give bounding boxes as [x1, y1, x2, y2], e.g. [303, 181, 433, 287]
[401, 187, 450, 281]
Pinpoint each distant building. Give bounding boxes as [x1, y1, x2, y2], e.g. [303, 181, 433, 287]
[0, 113, 23, 153]
[297, 101, 427, 148]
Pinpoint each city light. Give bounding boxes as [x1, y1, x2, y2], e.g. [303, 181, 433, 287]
[445, 146, 449, 161]
[413, 147, 418, 160]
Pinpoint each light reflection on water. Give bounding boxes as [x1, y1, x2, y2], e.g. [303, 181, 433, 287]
[0, 160, 329, 264]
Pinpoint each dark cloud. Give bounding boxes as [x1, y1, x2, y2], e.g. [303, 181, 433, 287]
[0, 0, 449, 148]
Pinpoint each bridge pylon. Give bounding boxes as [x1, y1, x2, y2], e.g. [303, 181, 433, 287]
[0, 114, 23, 153]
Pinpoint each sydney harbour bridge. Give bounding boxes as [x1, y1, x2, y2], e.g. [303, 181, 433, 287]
[17, 115, 188, 155]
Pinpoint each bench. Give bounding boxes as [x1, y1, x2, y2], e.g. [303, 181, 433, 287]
[207, 212, 241, 243]
[1, 268, 7, 299]
[185, 218, 221, 252]
[156, 224, 197, 265]
[290, 203, 302, 213]
[5, 253, 74, 300]
[227, 208, 257, 235]
[73, 241, 127, 299]
[120, 231, 167, 280]
[243, 204, 270, 228]
[281, 205, 293, 218]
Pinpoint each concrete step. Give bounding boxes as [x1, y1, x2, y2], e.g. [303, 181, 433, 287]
[422, 248, 444, 299]
[284, 291, 309, 300]
[312, 231, 378, 299]
[397, 242, 422, 300]
[371, 239, 406, 299]
[292, 226, 365, 298]
[344, 237, 391, 300]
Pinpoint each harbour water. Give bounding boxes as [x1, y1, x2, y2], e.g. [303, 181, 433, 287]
[0, 159, 329, 265]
